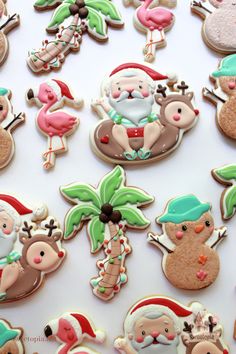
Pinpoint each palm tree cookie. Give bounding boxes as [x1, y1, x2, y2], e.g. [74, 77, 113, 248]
[148, 195, 227, 290]
[60, 166, 154, 301]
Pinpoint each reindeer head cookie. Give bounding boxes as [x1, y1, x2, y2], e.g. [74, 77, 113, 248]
[0, 319, 24, 354]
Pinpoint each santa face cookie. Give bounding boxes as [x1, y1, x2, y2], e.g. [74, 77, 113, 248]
[91, 63, 199, 165]
[0, 194, 65, 303]
[44, 312, 105, 354]
[60, 165, 154, 301]
[203, 55, 236, 140]
[0, 88, 25, 170]
[0, 319, 24, 353]
[191, 0, 236, 54]
[28, 0, 123, 73]
[148, 195, 227, 290]
[114, 296, 229, 354]
[26, 79, 83, 170]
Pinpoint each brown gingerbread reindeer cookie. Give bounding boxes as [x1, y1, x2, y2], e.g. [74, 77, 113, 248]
[0, 319, 25, 353]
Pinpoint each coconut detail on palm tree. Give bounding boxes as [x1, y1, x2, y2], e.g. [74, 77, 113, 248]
[60, 166, 154, 301]
[28, 0, 124, 73]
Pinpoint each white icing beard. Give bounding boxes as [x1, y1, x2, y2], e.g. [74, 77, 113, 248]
[0, 229, 17, 258]
[131, 334, 179, 354]
[109, 91, 154, 125]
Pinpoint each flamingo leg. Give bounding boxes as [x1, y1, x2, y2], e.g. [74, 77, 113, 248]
[144, 29, 165, 62]
[43, 136, 66, 169]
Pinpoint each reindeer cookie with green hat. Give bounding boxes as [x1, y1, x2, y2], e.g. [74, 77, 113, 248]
[148, 195, 227, 290]
[203, 54, 236, 140]
[0, 319, 24, 353]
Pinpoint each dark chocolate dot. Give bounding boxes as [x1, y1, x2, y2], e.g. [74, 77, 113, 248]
[79, 7, 88, 19]
[101, 203, 113, 216]
[69, 4, 80, 15]
[76, 0, 85, 7]
[110, 211, 122, 223]
[99, 213, 110, 224]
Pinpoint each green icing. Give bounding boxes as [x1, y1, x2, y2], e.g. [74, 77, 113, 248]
[110, 187, 153, 207]
[223, 185, 236, 219]
[85, 0, 122, 21]
[214, 165, 236, 182]
[61, 184, 101, 209]
[86, 7, 107, 37]
[88, 216, 105, 253]
[0, 322, 19, 347]
[99, 166, 123, 204]
[118, 206, 150, 227]
[34, 0, 59, 6]
[0, 88, 8, 96]
[47, 2, 72, 29]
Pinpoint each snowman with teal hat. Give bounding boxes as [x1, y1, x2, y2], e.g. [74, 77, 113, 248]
[203, 54, 236, 140]
[148, 195, 227, 290]
[0, 319, 24, 353]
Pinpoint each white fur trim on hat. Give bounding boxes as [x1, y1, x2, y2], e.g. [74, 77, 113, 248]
[94, 330, 106, 343]
[46, 80, 62, 100]
[32, 204, 48, 222]
[0, 200, 21, 227]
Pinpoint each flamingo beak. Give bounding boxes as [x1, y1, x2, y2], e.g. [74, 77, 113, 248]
[27, 89, 34, 100]
[44, 325, 53, 338]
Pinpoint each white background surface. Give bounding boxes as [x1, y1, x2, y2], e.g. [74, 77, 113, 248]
[1, 0, 236, 353]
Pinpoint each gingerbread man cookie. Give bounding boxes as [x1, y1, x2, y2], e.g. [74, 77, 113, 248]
[0, 319, 24, 353]
[44, 311, 105, 353]
[28, 0, 124, 73]
[148, 195, 227, 290]
[27, 79, 82, 170]
[60, 165, 153, 301]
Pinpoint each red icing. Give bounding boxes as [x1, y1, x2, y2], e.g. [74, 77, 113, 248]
[127, 127, 144, 138]
[71, 313, 96, 338]
[100, 135, 109, 144]
[0, 194, 32, 215]
[110, 63, 168, 80]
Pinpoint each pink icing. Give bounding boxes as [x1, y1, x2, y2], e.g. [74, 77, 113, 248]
[176, 231, 183, 239]
[137, 0, 174, 31]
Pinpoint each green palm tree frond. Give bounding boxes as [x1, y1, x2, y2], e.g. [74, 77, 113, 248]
[88, 216, 105, 253]
[85, 0, 123, 22]
[223, 185, 236, 220]
[110, 187, 154, 207]
[34, 0, 57, 7]
[47, 2, 72, 29]
[99, 166, 124, 204]
[64, 204, 100, 239]
[118, 206, 151, 228]
[60, 183, 101, 209]
[86, 7, 108, 39]
[213, 164, 236, 183]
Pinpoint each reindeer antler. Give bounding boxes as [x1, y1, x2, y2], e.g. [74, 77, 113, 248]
[177, 81, 189, 95]
[183, 321, 193, 333]
[45, 219, 57, 237]
[22, 221, 33, 238]
[156, 84, 167, 97]
[208, 316, 217, 333]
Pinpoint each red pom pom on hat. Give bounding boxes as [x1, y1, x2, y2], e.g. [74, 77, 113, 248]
[109, 63, 168, 81]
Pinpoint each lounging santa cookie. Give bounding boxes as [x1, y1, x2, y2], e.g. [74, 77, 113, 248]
[91, 62, 199, 165]
[203, 55, 236, 140]
[0, 319, 25, 353]
[44, 311, 105, 353]
[28, 0, 123, 73]
[191, 0, 236, 54]
[148, 195, 227, 290]
[114, 296, 229, 354]
[0, 194, 65, 303]
[0, 88, 25, 170]
[60, 165, 154, 301]
[27, 79, 82, 170]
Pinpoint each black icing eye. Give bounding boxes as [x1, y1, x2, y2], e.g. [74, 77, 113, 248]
[139, 85, 143, 89]
[40, 251, 45, 256]
[2, 224, 6, 228]
[165, 328, 169, 333]
[118, 87, 121, 91]
[182, 225, 187, 231]
[0, 105, 3, 111]
[178, 108, 182, 113]
[205, 220, 211, 227]
[142, 330, 146, 336]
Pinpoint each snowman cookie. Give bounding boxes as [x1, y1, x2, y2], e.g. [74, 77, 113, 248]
[0, 319, 24, 353]
[114, 296, 229, 354]
[203, 55, 236, 140]
[148, 195, 227, 290]
[44, 311, 106, 353]
[191, 0, 236, 54]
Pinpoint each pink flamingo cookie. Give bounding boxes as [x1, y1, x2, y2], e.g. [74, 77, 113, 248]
[26, 79, 83, 170]
[44, 312, 106, 354]
[131, 0, 177, 62]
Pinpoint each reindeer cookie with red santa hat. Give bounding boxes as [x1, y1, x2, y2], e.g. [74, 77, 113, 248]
[91, 63, 199, 165]
[27, 79, 83, 170]
[0, 194, 65, 303]
[44, 311, 106, 353]
[148, 195, 227, 290]
[114, 296, 229, 354]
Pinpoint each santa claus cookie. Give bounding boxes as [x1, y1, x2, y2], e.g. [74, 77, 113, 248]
[0, 319, 25, 353]
[60, 165, 154, 301]
[28, 0, 123, 73]
[0, 88, 25, 170]
[114, 296, 229, 354]
[148, 195, 227, 290]
[91, 62, 199, 165]
[203, 55, 236, 140]
[191, 0, 236, 54]
[0, 194, 65, 303]
[27, 79, 83, 170]
[124, 0, 177, 62]
[44, 311, 105, 353]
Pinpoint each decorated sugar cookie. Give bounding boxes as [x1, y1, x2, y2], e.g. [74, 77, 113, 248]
[0, 0, 19, 67]
[27, 79, 82, 170]
[0, 88, 25, 170]
[0, 319, 24, 353]
[91, 63, 199, 165]
[128, 0, 176, 62]
[60, 166, 154, 301]
[0, 194, 65, 303]
[191, 0, 236, 54]
[212, 164, 236, 221]
[28, 0, 123, 73]
[114, 296, 229, 354]
[148, 195, 227, 290]
[203, 55, 236, 140]
[44, 312, 105, 353]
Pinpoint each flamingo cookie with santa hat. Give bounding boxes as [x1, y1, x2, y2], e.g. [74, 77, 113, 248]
[114, 296, 229, 354]
[44, 311, 106, 353]
[91, 62, 199, 164]
[27, 79, 83, 170]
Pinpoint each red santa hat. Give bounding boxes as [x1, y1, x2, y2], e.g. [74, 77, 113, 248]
[125, 297, 192, 334]
[109, 63, 168, 81]
[46, 79, 82, 106]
